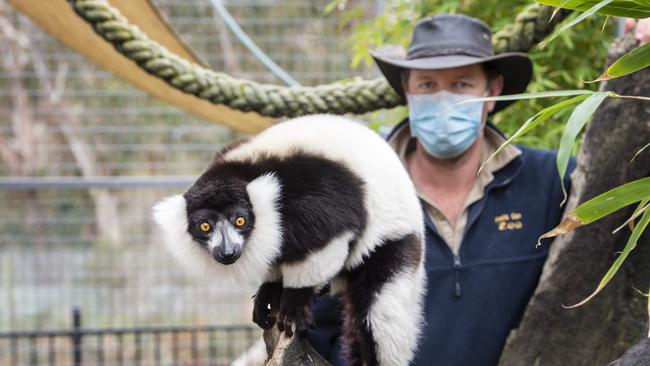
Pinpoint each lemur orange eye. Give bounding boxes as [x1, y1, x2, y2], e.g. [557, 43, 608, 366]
[234, 217, 246, 227]
[200, 222, 211, 232]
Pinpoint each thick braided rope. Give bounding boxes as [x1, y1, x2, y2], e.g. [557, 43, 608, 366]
[493, 5, 570, 53]
[68, 0, 569, 118]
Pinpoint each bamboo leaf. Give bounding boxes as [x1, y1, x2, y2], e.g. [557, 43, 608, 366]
[479, 94, 591, 173]
[563, 205, 650, 308]
[596, 42, 650, 81]
[633, 287, 649, 297]
[540, 0, 615, 48]
[537, 0, 650, 18]
[571, 177, 650, 221]
[539, 177, 650, 243]
[552, 0, 575, 20]
[612, 199, 650, 233]
[456, 89, 594, 104]
[637, 284, 650, 337]
[556, 91, 610, 204]
[631, 141, 650, 163]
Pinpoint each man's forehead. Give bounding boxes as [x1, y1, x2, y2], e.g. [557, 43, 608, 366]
[409, 64, 486, 79]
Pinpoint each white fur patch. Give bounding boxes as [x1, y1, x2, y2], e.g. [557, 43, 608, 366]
[281, 231, 353, 288]
[244, 173, 284, 280]
[151, 173, 283, 284]
[368, 263, 426, 366]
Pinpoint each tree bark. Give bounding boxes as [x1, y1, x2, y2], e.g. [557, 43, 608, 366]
[499, 34, 650, 365]
[263, 328, 330, 366]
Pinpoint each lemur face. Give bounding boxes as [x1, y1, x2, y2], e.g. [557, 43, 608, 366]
[183, 177, 256, 265]
[154, 170, 281, 281]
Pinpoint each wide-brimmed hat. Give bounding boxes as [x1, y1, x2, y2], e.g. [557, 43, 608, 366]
[371, 13, 533, 113]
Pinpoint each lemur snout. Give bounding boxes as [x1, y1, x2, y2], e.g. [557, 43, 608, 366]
[212, 246, 240, 264]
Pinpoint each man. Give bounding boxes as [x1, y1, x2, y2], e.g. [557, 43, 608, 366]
[306, 13, 574, 365]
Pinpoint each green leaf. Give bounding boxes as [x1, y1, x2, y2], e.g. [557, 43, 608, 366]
[631, 141, 650, 163]
[539, 177, 650, 242]
[540, 0, 615, 48]
[480, 94, 591, 173]
[537, 0, 650, 18]
[596, 42, 650, 81]
[460, 89, 594, 104]
[551, 0, 574, 20]
[612, 200, 649, 234]
[572, 178, 650, 222]
[563, 204, 650, 308]
[556, 91, 610, 204]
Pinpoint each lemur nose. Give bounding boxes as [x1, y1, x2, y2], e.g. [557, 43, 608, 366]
[211, 250, 222, 261]
[221, 250, 237, 261]
[214, 247, 240, 264]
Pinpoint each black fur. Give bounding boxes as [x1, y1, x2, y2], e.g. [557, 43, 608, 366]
[339, 233, 423, 366]
[253, 281, 283, 330]
[276, 287, 317, 337]
[185, 148, 367, 263]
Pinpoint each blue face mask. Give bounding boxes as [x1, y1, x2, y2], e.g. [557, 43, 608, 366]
[407, 91, 485, 159]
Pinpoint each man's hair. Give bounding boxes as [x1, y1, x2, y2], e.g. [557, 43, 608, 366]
[482, 63, 500, 85]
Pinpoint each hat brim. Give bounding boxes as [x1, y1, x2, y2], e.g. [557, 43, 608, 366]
[371, 51, 533, 114]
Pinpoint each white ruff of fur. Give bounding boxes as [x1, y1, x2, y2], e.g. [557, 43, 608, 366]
[281, 231, 353, 288]
[152, 174, 283, 283]
[368, 262, 426, 366]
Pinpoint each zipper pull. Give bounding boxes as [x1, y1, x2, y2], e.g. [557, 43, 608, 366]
[453, 255, 462, 298]
[453, 255, 461, 268]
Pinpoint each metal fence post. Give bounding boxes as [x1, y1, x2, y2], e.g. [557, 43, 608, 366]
[72, 306, 82, 366]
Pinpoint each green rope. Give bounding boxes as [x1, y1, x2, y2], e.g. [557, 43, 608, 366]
[493, 5, 570, 53]
[68, 0, 569, 118]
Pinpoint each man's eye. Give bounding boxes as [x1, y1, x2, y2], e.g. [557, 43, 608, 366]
[454, 81, 471, 88]
[418, 81, 433, 89]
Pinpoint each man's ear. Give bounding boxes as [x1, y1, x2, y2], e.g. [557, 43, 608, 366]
[485, 74, 504, 114]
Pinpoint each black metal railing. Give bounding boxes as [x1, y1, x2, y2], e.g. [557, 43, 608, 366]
[0, 308, 259, 366]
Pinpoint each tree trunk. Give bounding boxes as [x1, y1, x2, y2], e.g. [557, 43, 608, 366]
[499, 34, 650, 366]
[607, 320, 650, 366]
[263, 328, 330, 366]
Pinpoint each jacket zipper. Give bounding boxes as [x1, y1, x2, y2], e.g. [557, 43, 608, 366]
[453, 254, 462, 298]
[448, 175, 518, 299]
[423, 214, 464, 299]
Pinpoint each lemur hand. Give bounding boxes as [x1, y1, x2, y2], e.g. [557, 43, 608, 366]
[252, 281, 283, 330]
[276, 287, 316, 337]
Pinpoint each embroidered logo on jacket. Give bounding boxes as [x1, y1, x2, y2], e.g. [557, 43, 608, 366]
[494, 212, 523, 231]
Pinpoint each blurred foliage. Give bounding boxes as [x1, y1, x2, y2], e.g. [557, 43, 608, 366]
[326, 0, 615, 150]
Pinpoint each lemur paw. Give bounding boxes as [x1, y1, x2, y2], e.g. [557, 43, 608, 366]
[276, 287, 315, 338]
[252, 282, 283, 330]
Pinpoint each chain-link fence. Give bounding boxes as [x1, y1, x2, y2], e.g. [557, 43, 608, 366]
[0, 0, 379, 362]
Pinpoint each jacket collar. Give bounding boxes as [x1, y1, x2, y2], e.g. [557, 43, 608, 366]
[386, 117, 524, 187]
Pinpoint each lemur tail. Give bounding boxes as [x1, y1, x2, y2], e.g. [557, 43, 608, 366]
[340, 234, 426, 366]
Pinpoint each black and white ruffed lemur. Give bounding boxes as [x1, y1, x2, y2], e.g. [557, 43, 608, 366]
[153, 115, 425, 366]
